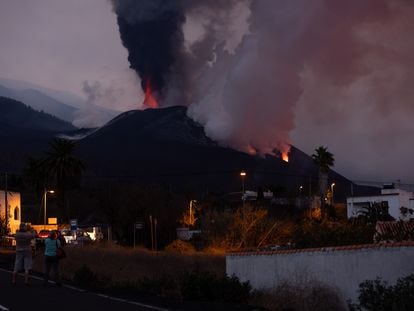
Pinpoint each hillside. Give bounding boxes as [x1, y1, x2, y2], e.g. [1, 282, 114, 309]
[0, 96, 77, 172]
[77, 106, 375, 200]
[0, 84, 77, 123]
[0, 96, 76, 132]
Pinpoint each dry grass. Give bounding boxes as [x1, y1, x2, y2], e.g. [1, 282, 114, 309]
[33, 242, 225, 284]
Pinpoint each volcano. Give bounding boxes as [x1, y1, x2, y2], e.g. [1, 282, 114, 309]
[75, 106, 376, 200]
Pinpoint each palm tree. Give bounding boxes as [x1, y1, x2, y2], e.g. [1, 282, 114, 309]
[312, 146, 335, 218]
[41, 138, 85, 221]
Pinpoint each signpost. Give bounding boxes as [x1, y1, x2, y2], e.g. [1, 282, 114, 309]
[70, 219, 78, 231]
[133, 222, 144, 248]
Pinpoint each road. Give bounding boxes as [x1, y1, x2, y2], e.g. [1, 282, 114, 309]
[0, 268, 170, 311]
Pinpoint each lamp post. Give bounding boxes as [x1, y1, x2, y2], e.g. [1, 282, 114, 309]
[331, 183, 335, 205]
[189, 200, 197, 227]
[43, 189, 54, 229]
[299, 185, 303, 196]
[240, 171, 246, 204]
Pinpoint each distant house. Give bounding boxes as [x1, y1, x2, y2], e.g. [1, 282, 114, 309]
[242, 190, 274, 201]
[346, 184, 414, 221]
[0, 190, 21, 233]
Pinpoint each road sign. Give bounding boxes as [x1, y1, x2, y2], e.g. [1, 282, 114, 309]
[135, 222, 144, 229]
[70, 219, 78, 231]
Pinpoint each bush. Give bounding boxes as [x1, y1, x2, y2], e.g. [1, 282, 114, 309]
[139, 275, 178, 297]
[73, 265, 102, 288]
[179, 271, 251, 304]
[292, 220, 375, 248]
[251, 281, 346, 311]
[165, 239, 196, 254]
[350, 274, 414, 311]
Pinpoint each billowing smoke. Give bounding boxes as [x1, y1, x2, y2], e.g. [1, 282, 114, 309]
[111, 0, 185, 103]
[112, 0, 414, 177]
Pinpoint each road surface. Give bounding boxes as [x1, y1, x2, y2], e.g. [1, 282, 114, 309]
[0, 268, 170, 311]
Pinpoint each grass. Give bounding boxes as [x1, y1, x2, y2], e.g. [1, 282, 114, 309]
[32, 242, 225, 288]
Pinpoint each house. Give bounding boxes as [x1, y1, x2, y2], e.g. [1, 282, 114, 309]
[346, 184, 414, 221]
[0, 190, 21, 233]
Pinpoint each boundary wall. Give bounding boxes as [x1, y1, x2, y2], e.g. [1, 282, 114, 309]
[226, 242, 414, 303]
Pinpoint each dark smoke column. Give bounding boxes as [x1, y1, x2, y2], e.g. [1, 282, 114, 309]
[112, 0, 185, 106]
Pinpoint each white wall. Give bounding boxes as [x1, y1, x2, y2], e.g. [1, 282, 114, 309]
[0, 191, 21, 233]
[226, 244, 414, 304]
[347, 195, 410, 220]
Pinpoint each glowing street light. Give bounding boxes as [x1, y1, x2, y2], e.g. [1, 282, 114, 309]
[43, 189, 54, 229]
[240, 171, 246, 202]
[331, 183, 336, 205]
[299, 185, 303, 196]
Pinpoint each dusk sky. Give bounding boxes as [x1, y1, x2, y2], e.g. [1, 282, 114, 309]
[1, 0, 413, 184]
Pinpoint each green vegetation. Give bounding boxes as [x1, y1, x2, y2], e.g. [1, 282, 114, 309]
[312, 146, 335, 218]
[350, 274, 414, 311]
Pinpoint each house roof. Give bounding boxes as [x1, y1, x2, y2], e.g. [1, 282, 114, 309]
[374, 221, 414, 243]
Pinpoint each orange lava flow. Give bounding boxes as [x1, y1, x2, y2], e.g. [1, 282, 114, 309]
[282, 152, 289, 162]
[143, 79, 158, 108]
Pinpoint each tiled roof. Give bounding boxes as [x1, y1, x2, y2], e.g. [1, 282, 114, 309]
[374, 221, 414, 243]
[227, 241, 414, 257]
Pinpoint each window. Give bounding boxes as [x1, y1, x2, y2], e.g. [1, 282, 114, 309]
[14, 207, 19, 220]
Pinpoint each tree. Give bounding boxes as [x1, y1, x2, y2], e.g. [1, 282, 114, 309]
[312, 146, 335, 218]
[41, 138, 85, 221]
[23, 157, 47, 195]
[225, 204, 269, 250]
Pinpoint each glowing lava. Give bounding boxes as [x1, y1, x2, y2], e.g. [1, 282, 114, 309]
[282, 151, 289, 162]
[143, 79, 158, 108]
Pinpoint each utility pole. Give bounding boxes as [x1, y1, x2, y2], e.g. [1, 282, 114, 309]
[5, 173, 8, 231]
[154, 218, 157, 252]
[149, 215, 154, 251]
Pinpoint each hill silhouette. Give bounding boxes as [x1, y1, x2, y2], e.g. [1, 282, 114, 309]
[77, 106, 377, 200]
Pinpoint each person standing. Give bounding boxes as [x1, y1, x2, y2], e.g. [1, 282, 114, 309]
[43, 230, 61, 286]
[12, 223, 36, 285]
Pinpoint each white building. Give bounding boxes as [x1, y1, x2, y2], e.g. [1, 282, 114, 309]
[347, 186, 414, 221]
[0, 190, 21, 233]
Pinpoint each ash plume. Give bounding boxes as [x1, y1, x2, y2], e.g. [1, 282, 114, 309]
[111, 0, 186, 102]
[111, 0, 414, 178]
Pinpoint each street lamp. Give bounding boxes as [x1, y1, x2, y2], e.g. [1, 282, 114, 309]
[299, 185, 303, 196]
[331, 183, 335, 205]
[189, 200, 197, 227]
[240, 171, 246, 202]
[43, 189, 54, 229]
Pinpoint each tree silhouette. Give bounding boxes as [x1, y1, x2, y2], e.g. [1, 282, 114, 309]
[41, 138, 85, 221]
[312, 146, 335, 218]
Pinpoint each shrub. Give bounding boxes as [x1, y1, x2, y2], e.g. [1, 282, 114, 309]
[251, 281, 346, 311]
[139, 275, 178, 297]
[350, 274, 414, 311]
[292, 220, 375, 248]
[165, 239, 196, 254]
[179, 271, 251, 304]
[73, 265, 101, 288]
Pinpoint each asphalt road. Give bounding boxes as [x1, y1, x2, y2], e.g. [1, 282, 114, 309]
[0, 250, 259, 311]
[0, 268, 170, 311]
